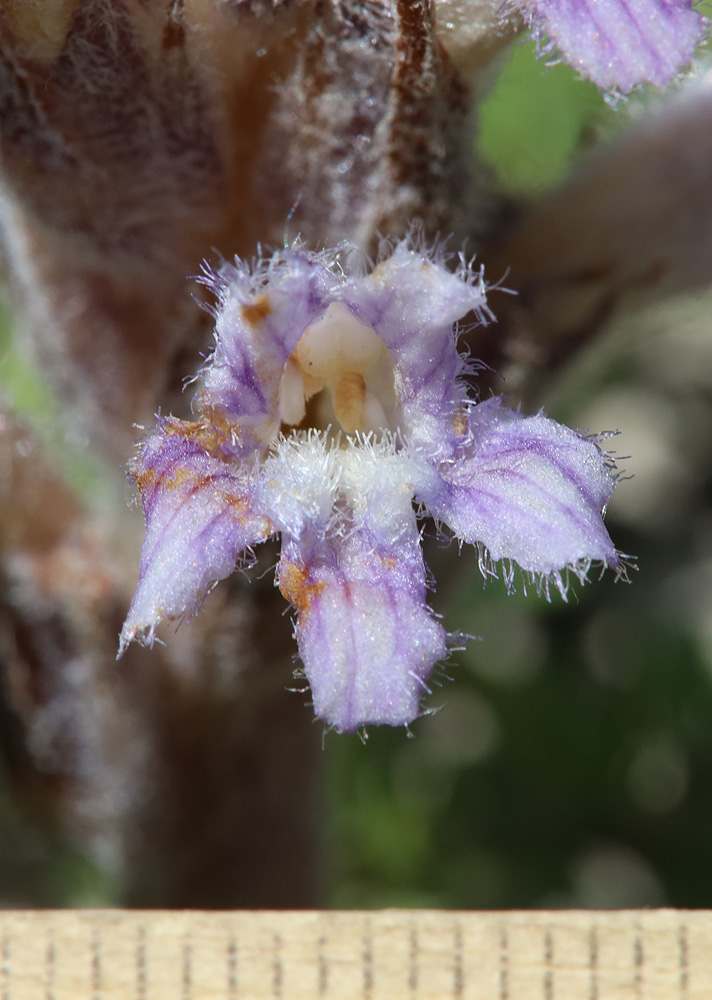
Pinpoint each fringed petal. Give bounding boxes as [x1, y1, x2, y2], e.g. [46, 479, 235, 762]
[524, 0, 707, 93]
[198, 247, 348, 451]
[425, 397, 620, 585]
[119, 419, 272, 651]
[341, 240, 489, 456]
[277, 441, 447, 732]
[279, 534, 446, 734]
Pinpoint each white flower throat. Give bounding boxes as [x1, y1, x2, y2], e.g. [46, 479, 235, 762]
[279, 302, 397, 434]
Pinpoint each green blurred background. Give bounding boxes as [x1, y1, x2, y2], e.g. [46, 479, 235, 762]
[2, 37, 712, 909]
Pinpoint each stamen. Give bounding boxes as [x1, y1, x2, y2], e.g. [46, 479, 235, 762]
[362, 388, 389, 435]
[332, 373, 366, 433]
[279, 357, 307, 426]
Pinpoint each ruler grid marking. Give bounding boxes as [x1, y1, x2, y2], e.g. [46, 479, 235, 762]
[136, 925, 147, 1000]
[227, 933, 238, 999]
[90, 927, 102, 1000]
[317, 934, 328, 998]
[588, 924, 599, 1000]
[182, 936, 193, 1000]
[543, 928, 554, 1000]
[0, 909, 712, 997]
[272, 933, 283, 1000]
[678, 923, 689, 1000]
[453, 920, 464, 1000]
[362, 919, 373, 1000]
[499, 925, 509, 1000]
[44, 929, 55, 1000]
[408, 923, 418, 996]
[633, 926, 644, 1000]
[1, 928, 9, 1000]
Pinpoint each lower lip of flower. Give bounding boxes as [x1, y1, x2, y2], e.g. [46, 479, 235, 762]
[278, 301, 397, 435]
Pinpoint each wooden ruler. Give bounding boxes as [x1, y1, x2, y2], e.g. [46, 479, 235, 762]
[0, 909, 709, 999]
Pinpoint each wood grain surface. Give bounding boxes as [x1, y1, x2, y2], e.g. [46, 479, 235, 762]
[0, 909, 708, 999]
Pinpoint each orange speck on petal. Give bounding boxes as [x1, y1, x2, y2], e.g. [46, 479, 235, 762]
[134, 466, 158, 493]
[279, 561, 325, 614]
[453, 408, 468, 436]
[165, 468, 211, 491]
[161, 413, 240, 459]
[241, 294, 272, 327]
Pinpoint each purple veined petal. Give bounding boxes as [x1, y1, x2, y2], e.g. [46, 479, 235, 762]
[277, 441, 447, 732]
[338, 240, 490, 457]
[279, 534, 447, 734]
[119, 418, 272, 653]
[198, 246, 350, 451]
[524, 0, 707, 93]
[424, 397, 620, 586]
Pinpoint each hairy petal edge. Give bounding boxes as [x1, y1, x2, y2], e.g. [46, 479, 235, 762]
[523, 0, 707, 93]
[424, 397, 620, 583]
[119, 420, 271, 652]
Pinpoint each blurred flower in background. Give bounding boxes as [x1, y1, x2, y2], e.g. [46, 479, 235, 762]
[519, 0, 706, 92]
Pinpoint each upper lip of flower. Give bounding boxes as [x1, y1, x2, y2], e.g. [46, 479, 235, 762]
[119, 236, 623, 734]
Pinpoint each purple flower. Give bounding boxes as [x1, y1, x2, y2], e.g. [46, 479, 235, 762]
[519, 0, 707, 93]
[119, 238, 622, 733]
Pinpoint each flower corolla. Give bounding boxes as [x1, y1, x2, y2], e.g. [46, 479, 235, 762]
[119, 238, 622, 733]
